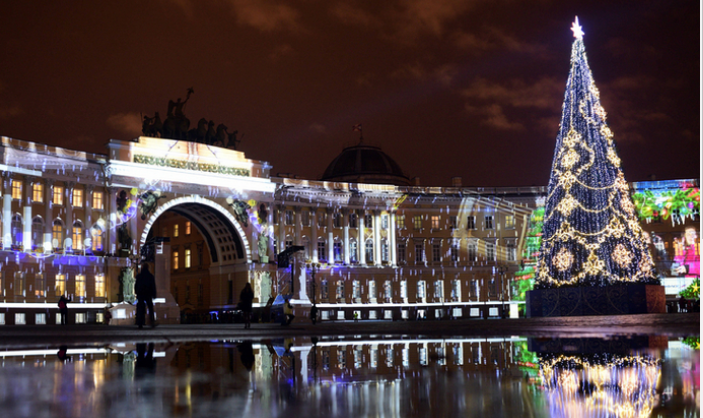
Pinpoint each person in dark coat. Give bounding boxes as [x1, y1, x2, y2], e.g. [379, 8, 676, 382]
[135, 263, 157, 328]
[58, 295, 71, 325]
[239, 282, 254, 329]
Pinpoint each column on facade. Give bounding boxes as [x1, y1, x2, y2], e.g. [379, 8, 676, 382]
[84, 185, 93, 253]
[3, 173, 13, 248]
[373, 210, 381, 266]
[44, 178, 54, 252]
[357, 209, 365, 265]
[22, 176, 33, 251]
[65, 182, 74, 251]
[310, 207, 318, 263]
[389, 211, 397, 266]
[326, 208, 334, 263]
[294, 206, 302, 246]
[106, 187, 117, 254]
[343, 208, 350, 265]
[277, 204, 285, 254]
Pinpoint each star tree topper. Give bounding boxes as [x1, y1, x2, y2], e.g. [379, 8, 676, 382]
[571, 16, 584, 40]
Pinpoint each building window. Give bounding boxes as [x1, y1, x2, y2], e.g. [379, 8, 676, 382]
[321, 279, 329, 300]
[35, 274, 45, 297]
[75, 313, 86, 324]
[32, 217, 43, 247]
[35, 313, 46, 325]
[333, 242, 342, 262]
[381, 215, 388, 230]
[91, 227, 103, 252]
[75, 274, 86, 298]
[365, 214, 373, 228]
[352, 280, 361, 300]
[336, 280, 344, 300]
[468, 241, 477, 261]
[397, 243, 406, 263]
[467, 216, 476, 230]
[11, 214, 22, 245]
[173, 224, 179, 237]
[55, 274, 66, 296]
[452, 279, 461, 301]
[507, 244, 517, 262]
[317, 212, 326, 227]
[53, 186, 64, 205]
[397, 214, 405, 229]
[417, 280, 426, 299]
[415, 243, 424, 265]
[72, 222, 83, 251]
[285, 210, 294, 226]
[95, 274, 105, 298]
[185, 221, 191, 235]
[434, 281, 444, 301]
[384, 280, 392, 300]
[486, 242, 496, 261]
[485, 215, 494, 230]
[333, 213, 342, 228]
[15, 313, 25, 325]
[413, 215, 422, 230]
[32, 183, 43, 202]
[350, 240, 358, 263]
[349, 213, 357, 228]
[432, 243, 441, 263]
[302, 210, 310, 227]
[92, 191, 104, 210]
[173, 249, 179, 270]
[449, 216, 458, 230]
[11, 180, 22, 200]
[381, 239, 389, 263]
[14, 273, 24, 297]
[431, 215, 440, 230]
[367, 280, 376, 301]
[72, 189, 83, 207]
[451, 241, 459, 262]
[285, 239, 293, 249]
[317, 241, 327, 262]
[185, 249, 192, 268]
[505, 215, 515, 229]
[365, 240, 374, 263]
[400, 280, 407, 299]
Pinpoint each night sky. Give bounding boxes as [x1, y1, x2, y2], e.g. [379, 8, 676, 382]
[0, 0, 698, 187]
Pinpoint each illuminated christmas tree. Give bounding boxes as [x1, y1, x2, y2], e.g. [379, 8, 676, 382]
[535, 18, 658, 289]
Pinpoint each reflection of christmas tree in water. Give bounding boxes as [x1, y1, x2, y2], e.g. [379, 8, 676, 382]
[536, 18, 657, 288]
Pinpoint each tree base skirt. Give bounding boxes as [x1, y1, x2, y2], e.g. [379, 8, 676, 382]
[526, 284, 666, 317]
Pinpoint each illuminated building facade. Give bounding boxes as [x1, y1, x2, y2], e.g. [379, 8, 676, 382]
[0, 133, 695, 325]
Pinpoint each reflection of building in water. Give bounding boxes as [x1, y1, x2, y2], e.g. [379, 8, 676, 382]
[0, 338, 698, 417]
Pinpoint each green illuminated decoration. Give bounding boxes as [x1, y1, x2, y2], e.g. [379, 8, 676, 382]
[679, 277, 700, 300]
[632, 182, 700, 225]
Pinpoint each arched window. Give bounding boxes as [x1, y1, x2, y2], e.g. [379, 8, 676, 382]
[32, 217, 44, 249]
[72, 221, 83, 251]
[11, 214, 22, 246]
[91, 225, 103, 252]
[52, 219, 64, 249]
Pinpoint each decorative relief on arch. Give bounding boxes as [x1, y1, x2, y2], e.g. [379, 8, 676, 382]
[140, 195, 251, 263]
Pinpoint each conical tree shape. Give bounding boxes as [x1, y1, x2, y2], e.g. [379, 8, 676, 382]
[536, 19, 657, 288]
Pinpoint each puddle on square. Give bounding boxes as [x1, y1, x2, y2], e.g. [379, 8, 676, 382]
[0, 335, 698, 418]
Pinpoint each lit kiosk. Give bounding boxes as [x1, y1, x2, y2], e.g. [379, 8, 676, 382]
[526, 18, 665, 317]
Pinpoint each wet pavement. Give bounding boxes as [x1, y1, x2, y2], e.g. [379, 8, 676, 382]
[0, 313, 698, 348]
[0, 314, 698, 417]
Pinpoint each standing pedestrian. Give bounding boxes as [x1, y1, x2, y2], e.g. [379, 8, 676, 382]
[58, 295, 71, 325]
[135, 263, 157, 328]
[239, 282, 254, 329]
[310, 304, 318, 325]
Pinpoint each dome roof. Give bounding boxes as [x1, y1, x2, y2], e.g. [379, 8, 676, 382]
[321, 143, 410, 186]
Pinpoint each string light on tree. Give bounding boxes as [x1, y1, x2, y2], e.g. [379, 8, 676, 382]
[535, 18, 657, 288]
